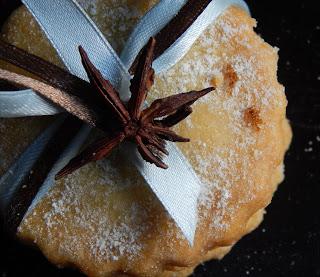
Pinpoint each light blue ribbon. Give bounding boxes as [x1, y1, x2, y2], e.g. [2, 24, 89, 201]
[22, 0, 129, 85]
[0, 89, 62, 117]
[0, 0, 249, 244]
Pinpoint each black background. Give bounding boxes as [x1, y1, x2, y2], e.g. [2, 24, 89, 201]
[1, 0, 319, 276]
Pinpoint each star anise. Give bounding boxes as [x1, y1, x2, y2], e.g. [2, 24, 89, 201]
[55, 38, 213, 179]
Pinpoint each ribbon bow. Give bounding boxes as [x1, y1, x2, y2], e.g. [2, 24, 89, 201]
[0, 0, 249, 245]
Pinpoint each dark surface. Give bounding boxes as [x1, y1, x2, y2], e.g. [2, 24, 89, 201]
[0, 0, 319, 276]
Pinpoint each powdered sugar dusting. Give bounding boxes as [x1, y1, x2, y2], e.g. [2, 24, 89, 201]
[1, 2, 289, 272]
[90, 204, 146, 261]
[152, 7, 285, 235]
[22, 148, 150, 262]
[77, 0, 144, 52]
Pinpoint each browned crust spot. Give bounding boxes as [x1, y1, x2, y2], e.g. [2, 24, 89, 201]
[223, 64, 238, 94]
[244, 107, 262, 131]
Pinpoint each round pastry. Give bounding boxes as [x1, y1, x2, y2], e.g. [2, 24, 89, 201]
[0, 0, 292, 276]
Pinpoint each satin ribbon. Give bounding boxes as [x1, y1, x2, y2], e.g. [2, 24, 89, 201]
[0, 0, 249, 244]
[0, 89, 61, 117]
[23, 0, 129, 85]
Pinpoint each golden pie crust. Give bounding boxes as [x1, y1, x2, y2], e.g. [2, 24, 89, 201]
[0, 1, 292, 276]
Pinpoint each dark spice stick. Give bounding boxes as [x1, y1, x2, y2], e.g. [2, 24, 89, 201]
[0, 40, 92, 97]
[0, 68, 100, 128]
[0, 40, 120, 132]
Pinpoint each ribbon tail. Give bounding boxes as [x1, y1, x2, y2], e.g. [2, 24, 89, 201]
[19, 0, 209, 244]
[0, 89, 62, 117]
[124, 142, 200, 245]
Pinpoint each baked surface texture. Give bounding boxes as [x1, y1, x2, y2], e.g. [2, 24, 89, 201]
[0, 0, 292, 276]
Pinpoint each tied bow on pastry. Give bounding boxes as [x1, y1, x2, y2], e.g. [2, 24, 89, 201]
[0, 0, 249, 244]
[0, 38, 213, 179]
